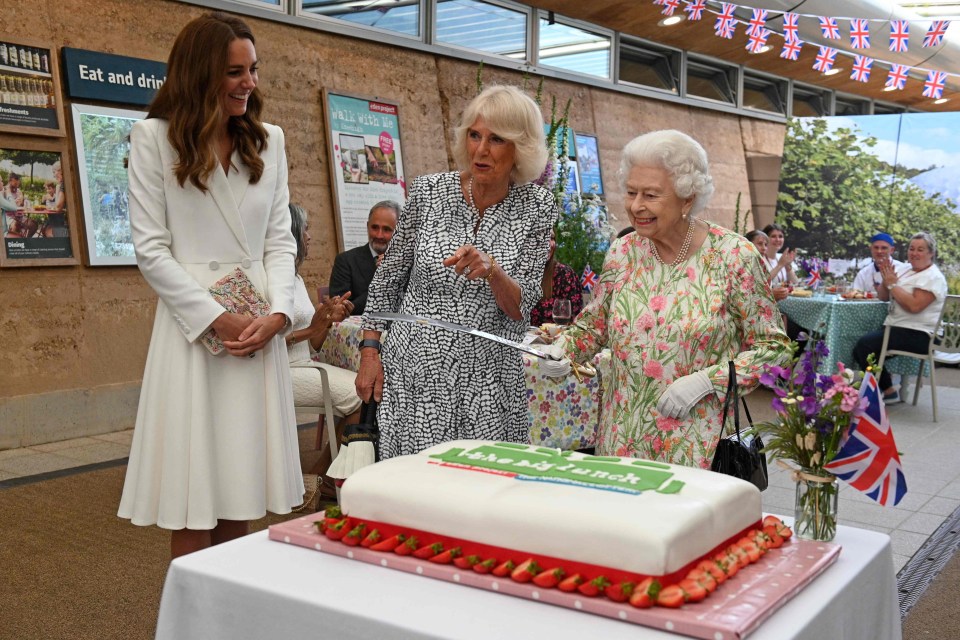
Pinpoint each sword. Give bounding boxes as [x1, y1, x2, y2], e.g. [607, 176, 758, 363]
[367, 312, 560, 360]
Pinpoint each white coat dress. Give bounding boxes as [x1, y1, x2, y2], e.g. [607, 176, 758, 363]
[118, 118, 303, 530]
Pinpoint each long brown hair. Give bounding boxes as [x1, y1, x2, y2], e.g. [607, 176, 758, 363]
[148, 12, 267, 192]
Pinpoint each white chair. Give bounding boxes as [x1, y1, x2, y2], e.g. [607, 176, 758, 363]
[290, 362, 339, 503]
[878, 295, 960, 422]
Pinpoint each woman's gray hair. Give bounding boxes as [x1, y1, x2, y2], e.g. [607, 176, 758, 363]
[289, 203, 308, 271]
[912, 231, 937, 258]
[452, 85, 548, 185]
[619, 130, 715, 217]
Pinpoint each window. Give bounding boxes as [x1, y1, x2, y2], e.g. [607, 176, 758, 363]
[686, 59, 736, 104]
[301, 0, 420, 37]
[436, 0, 526, 58]
[618, 40, 678, 94]
[872, 102, 905, 115]
[742, 74, 785, 114]
[834, 96, 868, 116]
[791, 87, 827, 117]
[538, 17, 611, 79]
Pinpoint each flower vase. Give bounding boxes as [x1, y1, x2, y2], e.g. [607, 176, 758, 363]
[794, 468, 839, 542]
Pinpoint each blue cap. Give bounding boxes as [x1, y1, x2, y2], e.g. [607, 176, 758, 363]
[869, 233, 895, 246]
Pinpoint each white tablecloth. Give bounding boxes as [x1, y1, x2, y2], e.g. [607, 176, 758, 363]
[156, 521, 901, 640]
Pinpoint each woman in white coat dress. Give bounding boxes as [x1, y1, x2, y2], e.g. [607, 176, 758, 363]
[117, 12, 303, 558]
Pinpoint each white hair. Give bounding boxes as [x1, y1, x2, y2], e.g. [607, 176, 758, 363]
[619, 130, 715, 217]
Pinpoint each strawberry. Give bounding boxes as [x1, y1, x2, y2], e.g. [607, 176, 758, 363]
[429, 546, 462, 564]
[370, 533, 405, 552]
[577, 576, 611, 597]
[604, 581, 635, 603]
[510, 559, 542, 583]
[314, 520, 327, 534]
[324, 519, 350, 541]
[360, 529, 382, 548]
[763, 525, 784, 548]
[454, 554, 481, 569]
[557, 574, 584, 592]
[762, 514, 785, 529]
[472, 558, 497, 574]
[413, 543, 444, 559]
[323, 505, 343, 519]
[341, 524, 366, 547]
[698, 559, 726, 583]
[678, 578, 708, 603]
[777, 523, 794, 540]
[491, 560, 516, 577]
[738, 540, 762, 563]
[394, 536, 419, 556]
[687, 569, 717, 593]
[657, 584, 685, 608]
[628, 578, 661, 609]
[532, 567, 566, 588]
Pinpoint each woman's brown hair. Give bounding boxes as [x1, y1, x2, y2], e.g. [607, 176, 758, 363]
[148, 12, 267, 192]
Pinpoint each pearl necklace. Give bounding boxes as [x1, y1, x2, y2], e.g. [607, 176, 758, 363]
[650, 217, 695, 267]
[466, 176, 479, 213]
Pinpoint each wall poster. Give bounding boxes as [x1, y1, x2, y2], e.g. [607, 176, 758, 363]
[322, 90, 406, 251]
[574, 132, 603, 196]
[71, 103, 145, 266]
[1, 139, 78, 266]
[0, 38, 66, 137]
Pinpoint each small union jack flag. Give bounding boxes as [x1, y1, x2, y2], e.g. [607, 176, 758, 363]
[651, 0, 666, 5]
[923, 70, 947, 98]
[805, 270, 822, 287]
[819, 16, 840, 39]
[685, 0, 706, 21]
[660, 0, 680, 17]
[889, 20, 909, 52]
[781, 38, 803, 61]
[716, 21, 736, 39]
[824, 373, 907, 507]
[851, 55, 873, 82]
[886, 64, 911, 90]
[714, 3, 736, 33]
[747, 8, 768, 37]
[581, 264, 598, 292]
[746, 28, 770, 53]
[813, 46, 838, 73]
[783, 13, 800, 43]
[850, 18, 870, 49]
[923, 20, 951, 47]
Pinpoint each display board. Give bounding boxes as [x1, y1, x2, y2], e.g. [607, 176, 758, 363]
[574, 132, 603, 196]
[0, 38, 65, 137]
[71, 103, 145, 266]
[323, 90, 406, 251]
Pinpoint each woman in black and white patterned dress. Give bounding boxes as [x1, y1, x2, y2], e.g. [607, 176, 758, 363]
[357, 85, 558, 459]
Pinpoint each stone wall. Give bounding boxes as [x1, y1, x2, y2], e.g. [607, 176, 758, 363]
[0, 0, 785, 448]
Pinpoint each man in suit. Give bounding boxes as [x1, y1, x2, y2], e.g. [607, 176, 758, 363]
[329, 200, 399, 315]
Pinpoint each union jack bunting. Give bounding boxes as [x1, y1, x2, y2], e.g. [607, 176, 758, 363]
[780, 38, 803, 61]
[813, 46, 838, 73]
[685, 0, 706, 21]
[581, 265, 598, 292]
[850, 18, 870, 49]
[747, 8, 768, 37]
[886, 64, 911, 90]
[660, 0, 680, 17]
[651, 0, 666, 5]
[823, 373, 907, 507]
[923, 70, 947, 98]
[851, 55, 873, 82]
[889, 20, 909, 52]
[714, 3, 736, 33]
[746, 28, 770, 53]
[923, 20, 951, 47]
[783, 13, 800, 43]
[716, 20, 736, 39]
[819, 16, 840, 39]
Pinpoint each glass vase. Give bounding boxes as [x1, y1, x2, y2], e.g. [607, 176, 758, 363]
[794, 468, 839, 542]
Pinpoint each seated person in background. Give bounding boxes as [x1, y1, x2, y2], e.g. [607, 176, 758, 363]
[329, 200, 399, 315]
[762, 223, 798, 286]
[43, 181, 58, 209]
[853, 232, 947, 405]
[530, 230, 584, 327]
[288, 205, 363, 483]
[853, 232, 906, 294]
[746, 230, 789, 301]
[3, 173, 24, 207]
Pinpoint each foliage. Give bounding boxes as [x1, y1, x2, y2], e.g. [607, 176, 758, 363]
[776, 118, 960, 265]
[554, 191, 615, 278]
[732, 192, 751, 235]
[79, 113, 135, 257]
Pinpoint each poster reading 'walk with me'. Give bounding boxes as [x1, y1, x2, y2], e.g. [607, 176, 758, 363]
[324, 91, 406, 251]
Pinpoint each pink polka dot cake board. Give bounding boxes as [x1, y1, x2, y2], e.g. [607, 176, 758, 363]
[269, 513, 840, 640]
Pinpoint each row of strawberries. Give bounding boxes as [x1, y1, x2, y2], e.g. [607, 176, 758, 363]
[316, 509, 793, 609]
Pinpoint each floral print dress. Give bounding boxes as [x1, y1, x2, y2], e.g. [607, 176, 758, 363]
[529, 262, 584, 326]
[557, 223, 791, 468]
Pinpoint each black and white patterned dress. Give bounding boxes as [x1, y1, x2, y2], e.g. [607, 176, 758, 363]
[362, 172, 558, 459]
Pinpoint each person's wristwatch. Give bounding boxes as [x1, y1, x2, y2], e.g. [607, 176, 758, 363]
[887, 282, 899, 289]
[360, 338, 382, 354]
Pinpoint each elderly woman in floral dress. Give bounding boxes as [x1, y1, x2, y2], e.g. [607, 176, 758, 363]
[546, 130, 791, 468]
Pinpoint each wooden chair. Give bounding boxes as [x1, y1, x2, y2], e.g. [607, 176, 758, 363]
[878, 295, 960, 422]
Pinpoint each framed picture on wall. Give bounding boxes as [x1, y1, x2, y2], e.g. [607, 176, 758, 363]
[0, 38, 66, 137]
[71, 103, 145, 266]
[574, 132, 603, 196]
[322, 89, 407, 251]
[0, 139, 79, 266]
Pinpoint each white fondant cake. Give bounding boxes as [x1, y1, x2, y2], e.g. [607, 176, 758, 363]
[340, 440, 761, 577]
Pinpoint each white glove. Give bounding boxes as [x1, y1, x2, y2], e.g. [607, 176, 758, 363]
[656, 371, 714, 418]
[537, 342, 572, 379]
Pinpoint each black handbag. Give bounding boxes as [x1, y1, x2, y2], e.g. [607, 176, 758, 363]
[710, 361, 769, 491]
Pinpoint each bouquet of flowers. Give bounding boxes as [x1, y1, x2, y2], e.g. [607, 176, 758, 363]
[796, 256, 828, 289]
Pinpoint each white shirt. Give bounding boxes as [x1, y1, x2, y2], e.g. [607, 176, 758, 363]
[852, 259, 906, 293]
[885, 264, 948, 335]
